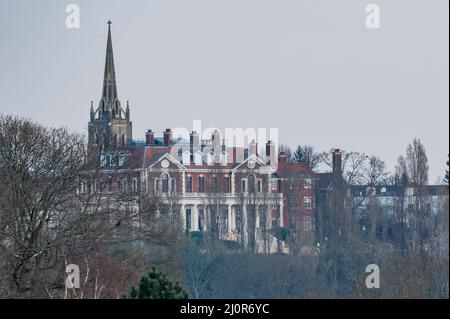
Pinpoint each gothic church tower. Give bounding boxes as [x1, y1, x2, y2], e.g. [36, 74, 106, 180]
[88, 21, 132, 150]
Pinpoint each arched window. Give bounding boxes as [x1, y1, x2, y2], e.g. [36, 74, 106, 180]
[194, 151, 202, 165]
[248, 174, 255, 193]
[121, 133, 126, 146]
[103, 133, 109, 148]
[207, 152, 215, 165]
[182, 151, 190, 165]
[113, 133, 118, 147]
[220, 152, 228, 165]
[95, 133, 100, 145]
[162, 173, 169, 193]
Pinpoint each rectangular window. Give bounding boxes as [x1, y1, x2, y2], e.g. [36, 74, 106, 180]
[257, 180, 262, 193]
[185, 209, 191, 231]
[241, 180, 246, 193]
[223, 176, 230, 193]
[198, 176, 204, 192]
[304, 178, 312, 189]
[211, 176, 218, 192]
[198, 209, 204, 231]
[271, 179, 277, 191]
[186, 176, 192, 193]
[304, 196, 312, 210]
[304, 216, 313, 232]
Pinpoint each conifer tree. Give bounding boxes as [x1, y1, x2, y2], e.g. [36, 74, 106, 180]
[444, 155, 449, 185]
[125, 267, 188, 299]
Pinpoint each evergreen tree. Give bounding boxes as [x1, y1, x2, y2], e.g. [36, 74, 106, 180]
[293, 145, 305, 163]
[444, 155, 449, 185]
[125, 267, 189, 299]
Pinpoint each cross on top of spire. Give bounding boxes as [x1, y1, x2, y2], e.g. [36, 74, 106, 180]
[107, 20, 112, 26]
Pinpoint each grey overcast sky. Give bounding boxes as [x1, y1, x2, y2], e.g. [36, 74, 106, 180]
[0, 0, 448, 181]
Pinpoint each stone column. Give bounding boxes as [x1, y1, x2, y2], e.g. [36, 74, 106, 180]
[279, 203, 284, 228]
[227, 204, 233, 235]
[242, 204, 248, 246]
[192, 205, 199, 231]
[181, 204, 186, 230]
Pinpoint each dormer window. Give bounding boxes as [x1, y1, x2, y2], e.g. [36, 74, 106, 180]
[207, 151, 215, 165]
[220, 152, 228, 165]
[194, 151, 202, 165]
[118, 155, 125, 167]
[182, 151, 191, 165]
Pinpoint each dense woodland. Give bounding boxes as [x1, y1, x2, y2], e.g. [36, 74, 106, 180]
[0, 115, 448, 299]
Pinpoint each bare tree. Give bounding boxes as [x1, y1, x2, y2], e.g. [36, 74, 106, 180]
[0, 115, 183, 298]
[321, 150, 368, 185]
[365, 156, 390, 186]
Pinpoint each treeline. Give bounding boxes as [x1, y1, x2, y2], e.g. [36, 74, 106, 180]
[0, 115, 448, 299]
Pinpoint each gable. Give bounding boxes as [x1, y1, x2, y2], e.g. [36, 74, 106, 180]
[233, 154, 273, 173]
[147, 152, 186, 171]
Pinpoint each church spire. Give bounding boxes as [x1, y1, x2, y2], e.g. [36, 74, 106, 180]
[89, 21, 132, 150]
[101, 20, 118, 111]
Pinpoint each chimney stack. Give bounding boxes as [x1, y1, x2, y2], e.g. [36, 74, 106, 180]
[249, 140, 258, 157]
[163, 129, 173, 146]
[190, 131, 200, 154]
[278, 152, 287, 165]
[212, 130, 221, 155]
[332, 148, 343, 175]
[266, 140, 277, 169]
[145, 129, 154, 146]
[244, 149, 249, 161]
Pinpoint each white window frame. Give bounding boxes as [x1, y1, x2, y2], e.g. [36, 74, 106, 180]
[304, 196, 312, 210]
[182, 151, 191, 165]
[304, 178, 312, 189]
[271, 179, 277, 191]
[194, 151, 202, 165]
[206, 151, 215, 165]
[220, 151, 228, 166]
